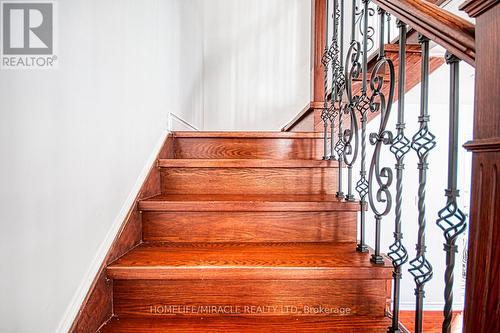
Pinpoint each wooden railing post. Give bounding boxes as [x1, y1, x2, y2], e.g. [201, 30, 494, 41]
[311, 0, 328, 131]
[460, 0, 500, 332]
[312, 0, 327, 104]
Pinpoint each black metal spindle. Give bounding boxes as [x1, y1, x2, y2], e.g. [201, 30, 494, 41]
[351, 0, 356, 42]
[329, 0, 343, 162]
[336, 0, 347, 199]
[437, 52, 467, 333]
[387, 13, 391, 42]
[321, 0, 332, 160]
[388, 19, 410, 333]
[342, 1, 361, 203]
[355, 0, 371, 253]
[368, 7, 394, 266]
[337, 112, 346, 198]
[408, 34, 436, 333]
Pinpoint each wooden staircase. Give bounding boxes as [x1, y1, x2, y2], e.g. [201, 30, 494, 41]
[98, 132, 393, 332]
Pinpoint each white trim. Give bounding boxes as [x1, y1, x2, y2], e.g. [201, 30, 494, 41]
[55, 129, 170, 333]
[168, 112, 199, 131]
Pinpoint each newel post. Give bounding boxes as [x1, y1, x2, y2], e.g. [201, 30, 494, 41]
[311, 0, 328, 131]
[460, 0, 500, 332]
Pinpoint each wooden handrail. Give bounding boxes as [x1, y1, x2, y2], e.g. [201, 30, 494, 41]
[373, 0, 476, 66]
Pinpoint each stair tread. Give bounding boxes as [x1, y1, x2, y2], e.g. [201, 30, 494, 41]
[100, 316, 392, 332]
[158, 158, 338, 168]
[139, 194, 360, 212]
[172, 131, 324, 138]
[141, 193, 356, 203]
[107, 242, 392, 280]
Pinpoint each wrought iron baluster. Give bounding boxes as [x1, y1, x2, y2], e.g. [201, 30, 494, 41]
[336, 107, 346, 198]
[330, 0, 345, 162]
[437, 52, 467, 333]
[408, 34, 436, 333]
[343, 38, 362, 202]
[341, 1, 361, 203]
[367, 7, 395, 265]
[355, 0, 372, 253]
[387, 19, 410, 333]
[321, 0, 332, 160]
[386, 13, 391, 42]
[335, 0, 347, 198]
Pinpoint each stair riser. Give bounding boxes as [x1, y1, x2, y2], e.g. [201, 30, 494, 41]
[173, 138, 323, 159]
[113, 279, 390, 318]
[160, 168, 338, 195]
[142, 211, 357, 243]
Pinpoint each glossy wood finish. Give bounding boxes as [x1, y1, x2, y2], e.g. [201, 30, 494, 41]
[173, 132, 323, 159]
[70, 135, 174, 333]
[399, 310, 463, 333]
[373, 0, 475, 65]
[312, 0, 327, 103]
[107, 242, 392, 280]
[460, 0, 498, 16]
[112, 279, 389, 318]
[160, 167, 338, 195]
[461, 2, 499, 332]
[100, 316, 392, 333]
[138, 194, 360, 212]
[76, 130, 393, 331]
[142, 211, 357, 243]
[158, 158, 336, 168]
[172, 131, 324, 138]
[463, 150, 500, 332]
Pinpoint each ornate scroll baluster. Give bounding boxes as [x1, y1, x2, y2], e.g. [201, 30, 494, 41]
[321, 0, 332, 160]
[341, 1, 361, 203]
[437, 52, 467, 333]
[367, 8, 395, 265]
[387, 19, 410, 333]
[355, 0, 372, 253]
[343, 36, 362, 202]
[408, 34, 436, 333]
[330, 0, 347, 163]
[331, 0, 346, 194]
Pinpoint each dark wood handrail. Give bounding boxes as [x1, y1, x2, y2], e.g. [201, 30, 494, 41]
[373, 0, 476, 66]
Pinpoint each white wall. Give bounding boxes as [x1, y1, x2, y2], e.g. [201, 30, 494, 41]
[201, 0, 311, 130]
[355, 60, 475, 311]
[0, 1, 202, 332]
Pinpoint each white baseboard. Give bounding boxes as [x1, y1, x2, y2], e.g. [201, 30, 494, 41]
[55, 130, 170, 333]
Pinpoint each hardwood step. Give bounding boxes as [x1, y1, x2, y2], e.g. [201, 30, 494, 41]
[159, 165, 338, 195]
[111, 279, 390, 319]
[172, 131, 323, 159]
[172, 131, 324, 138]
[100, 316, 392, 332]
[107, 243, 392, 319]
[107, 242, 391, 280]
[142, 211, 357, 243]
[138, 194, 360, 212]
[157, 158, 336, 168]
